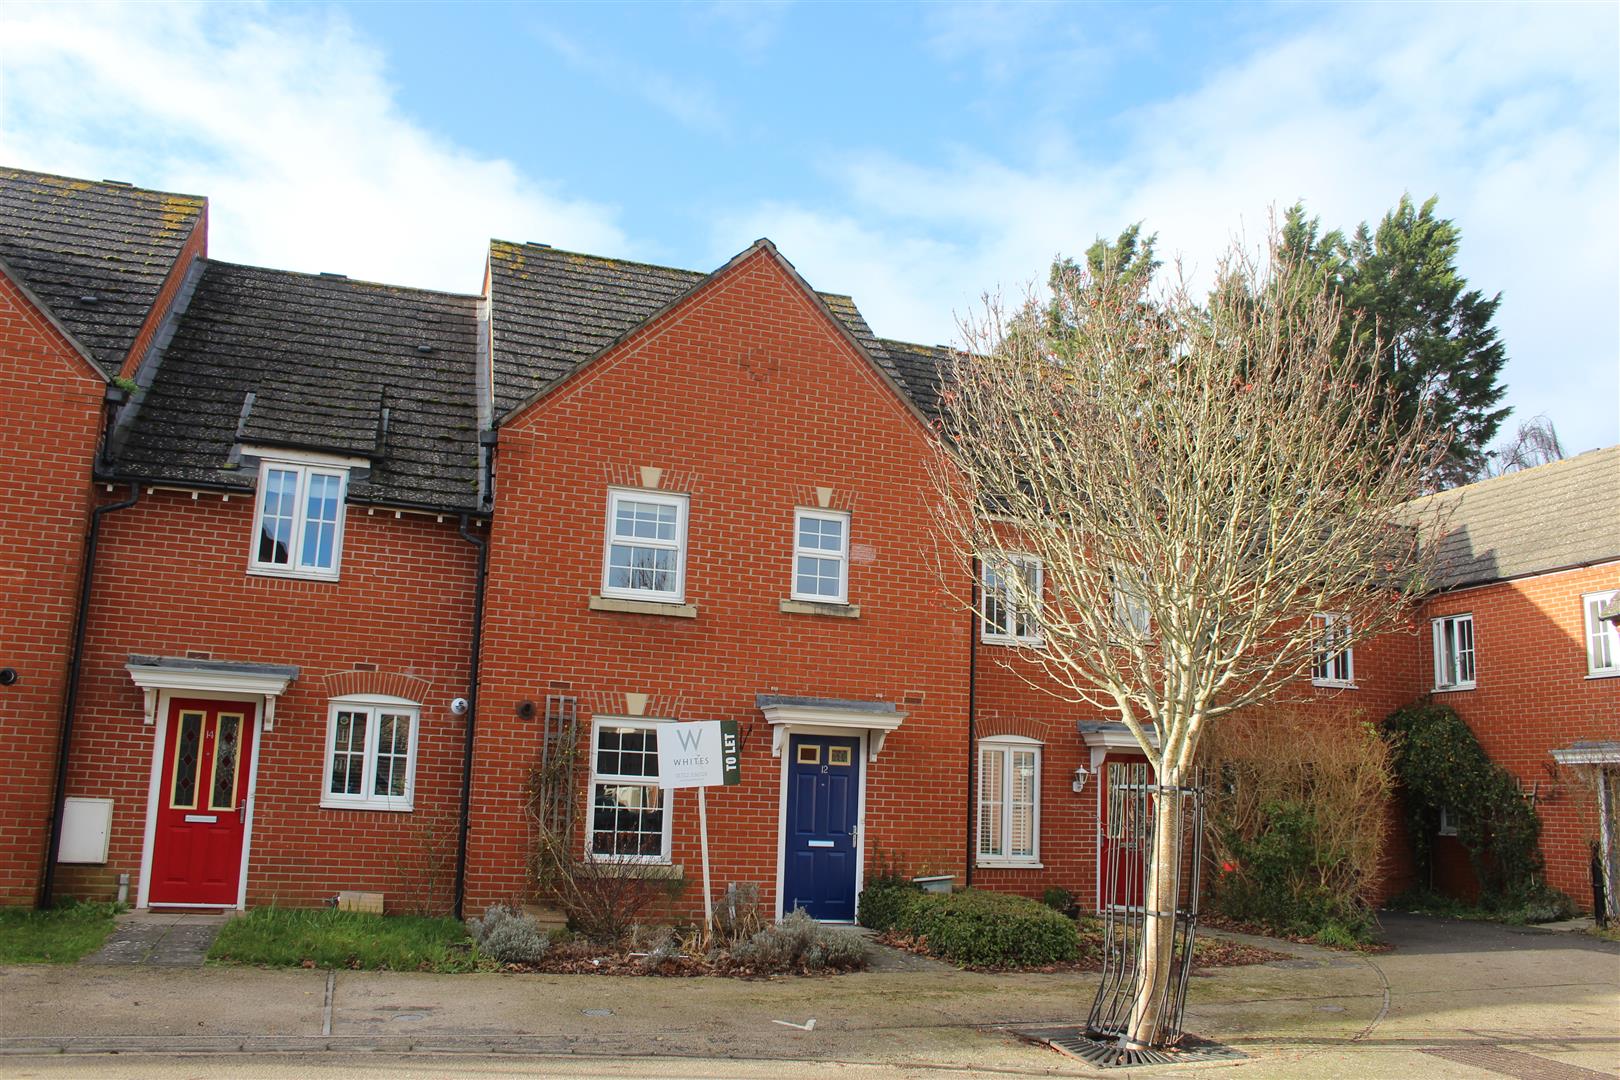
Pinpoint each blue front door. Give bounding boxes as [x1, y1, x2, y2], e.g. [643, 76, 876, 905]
[782, 734, 861, 920]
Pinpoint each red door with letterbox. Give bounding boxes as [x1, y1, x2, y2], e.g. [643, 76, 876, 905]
[149, 698, 254, 906]
[1098, 755, 1151, 911]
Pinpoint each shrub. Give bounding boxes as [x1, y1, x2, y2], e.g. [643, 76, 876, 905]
[856, 878, 921, 931]
[1042, 886, 1075, 914]
[712, 883, 764, 947]
[897, 889, 1079, 967]
[468, 904, 549, 965]
[1200, 708, 1392, 942]
[1385, 701, 1566, 912]
[731, 910, 867, 972]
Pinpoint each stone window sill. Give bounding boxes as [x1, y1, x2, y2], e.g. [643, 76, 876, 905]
[589, 595, 698, 618]
[779, 599, 860, 619]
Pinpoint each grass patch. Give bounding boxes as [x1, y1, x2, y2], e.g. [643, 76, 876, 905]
[208, 907, 481, 972]
[0, 901, 120, 963]
[1386, 886, 1576, 926]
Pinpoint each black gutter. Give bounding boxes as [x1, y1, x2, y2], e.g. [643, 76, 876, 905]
[40, 481, 140, 907]
[452, 512, 489, 921]
[965, 557, 979, 887]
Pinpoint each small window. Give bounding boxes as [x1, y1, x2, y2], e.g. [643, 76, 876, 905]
[1432, 613, 1476, 691]
[1111, 565, 1152, 638]
[828, 746, 853, 767]
[796, 743, 821, 765]
[982, 555, 1042, 644]
[602, 490, 688, 602]
[322, 696, 419, 811]
[977, 737, 1041, 865]
[1438, 805, 1459, 837]
[1583, 591, 1619, 676]
[589, 719, 671, 862]
[792, 509, 849, 604]
[250, 461, 348, 579]
[1311, 613, 1355, 687]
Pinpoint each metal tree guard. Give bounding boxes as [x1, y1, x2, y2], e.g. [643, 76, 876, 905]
[1081, 766, 1209, 1066]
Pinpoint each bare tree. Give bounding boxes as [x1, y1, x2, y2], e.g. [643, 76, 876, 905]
[1483, 414, 1564, 478]
[931, 239, 1447, 1049]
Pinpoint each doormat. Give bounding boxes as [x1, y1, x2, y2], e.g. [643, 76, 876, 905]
[1012, 1026, 1247, 1069]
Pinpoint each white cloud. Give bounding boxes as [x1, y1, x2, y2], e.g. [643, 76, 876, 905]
[0, 2, 627, 292]
[720, 2, 1620, 453]
[530, 24, 731, 136]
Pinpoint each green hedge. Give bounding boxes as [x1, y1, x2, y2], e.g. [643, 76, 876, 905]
[900, 889, 1080, 967]
[856, 879, 921, 931]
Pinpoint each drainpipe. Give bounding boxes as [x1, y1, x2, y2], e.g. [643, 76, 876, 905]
[965, 557, 979, 887]
[452, 512, 489, 922]
[41, 481, 141, 908]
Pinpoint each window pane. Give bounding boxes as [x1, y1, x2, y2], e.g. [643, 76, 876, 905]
[209, 714, 242, 810]
[590, 783, 664, 857]
[373, 713, 411, 797]
[300, 473, 341, 570]
[978, 748, 1004, 856]
[796, 555, 841, 597]
[170, 712, 204, 808]
[257, 469, 298, 565]
[614, 499, 677, 542]
[1010, 750, 1037, 858]
[608, 543, 676, 593]
[330, 710, 367, 796]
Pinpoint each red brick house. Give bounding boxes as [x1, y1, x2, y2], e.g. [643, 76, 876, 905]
[1, 165, 1613, 921]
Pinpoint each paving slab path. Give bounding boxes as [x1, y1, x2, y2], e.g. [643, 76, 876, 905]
[1, 913, 1613, 1078]
[79, 910, 228, 967]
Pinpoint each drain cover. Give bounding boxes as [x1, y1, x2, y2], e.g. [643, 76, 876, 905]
[583, 1008, 613, 1017]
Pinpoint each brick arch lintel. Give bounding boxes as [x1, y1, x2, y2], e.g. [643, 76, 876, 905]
[975, 715, 1051, 742]
[321, 669, 435, 704]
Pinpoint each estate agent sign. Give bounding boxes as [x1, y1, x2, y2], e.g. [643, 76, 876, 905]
[655, 719, 741, 934]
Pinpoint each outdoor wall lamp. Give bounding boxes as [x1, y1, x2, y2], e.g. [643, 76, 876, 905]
[1072, 765, 1090, 793]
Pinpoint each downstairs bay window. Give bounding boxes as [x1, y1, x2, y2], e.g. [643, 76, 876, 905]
[977, 736, 1041, 866]
[588, 719, 671, 862]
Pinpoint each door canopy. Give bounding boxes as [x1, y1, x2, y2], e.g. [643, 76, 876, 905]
[126, 654, 298, 729]
[756, 694, 907, 763]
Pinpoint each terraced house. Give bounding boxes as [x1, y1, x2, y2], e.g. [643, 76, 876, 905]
[1, 166, 1613, 923]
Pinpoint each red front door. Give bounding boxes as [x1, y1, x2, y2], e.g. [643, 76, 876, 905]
[1098, 755, 1151, 911]
[149, 698, 255, 906]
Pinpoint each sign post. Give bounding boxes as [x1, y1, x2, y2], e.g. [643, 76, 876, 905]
[656, 720, 741, 938]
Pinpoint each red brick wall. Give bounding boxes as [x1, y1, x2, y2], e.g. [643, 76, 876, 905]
[1417, 562, 1620, 906]
[466, 248, 971, 919]
[58, 489, 480, 912]
[118, 210, 208, 381]
[0, 272, 106, 905]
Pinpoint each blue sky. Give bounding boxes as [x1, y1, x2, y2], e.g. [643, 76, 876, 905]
[3, 1, 1616, 455]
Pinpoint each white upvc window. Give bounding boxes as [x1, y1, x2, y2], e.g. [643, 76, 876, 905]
[1583, 591, 1620, 677]
[792, 509, 849, 604]
[1311, 612, 1355, 687]
[1111, 565, 1153, 638]
[977, 736, 1041, 866]
[250, 460, 347, 579]
[1432, 613, 1476, 691]
[1438, 805, 1460, 837]
[588, 718, 671, 863]
[322, 695, 419, 811]
[982, 554, 1042, 644]
[601, 489, 688, 602]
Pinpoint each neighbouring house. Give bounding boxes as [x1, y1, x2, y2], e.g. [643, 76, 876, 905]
[0, 165, 1613, 922]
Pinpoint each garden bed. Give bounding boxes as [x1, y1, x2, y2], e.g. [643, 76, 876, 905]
[208, 907, 480, 972]
[1202, 912, 1392, 953]
[0, 901, 120, 964]
[875, 918, 1285, 973]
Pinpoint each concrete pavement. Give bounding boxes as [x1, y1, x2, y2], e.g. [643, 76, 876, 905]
[0, 913, 1614, 1078]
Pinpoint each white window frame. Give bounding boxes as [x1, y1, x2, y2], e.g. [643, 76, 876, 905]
[1583, 591, 1620, 677]
[320, 694, 419, 812]
[1311, 612, 1356, 688]
[1110, 564, 1153, 638]
[1432, 612, 1477, 691]
[249, 459, 348, 580]
[600, 489, 688, 603]
[586, 717, 673, 864]
[790, 508, 850, 604]
[982, 554, 1043, 645]
[976, 736, 1042, 867]
[1438, 805, 1459, 837]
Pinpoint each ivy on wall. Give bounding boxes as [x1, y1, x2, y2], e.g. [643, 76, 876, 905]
[1384, 701, 1554, 908]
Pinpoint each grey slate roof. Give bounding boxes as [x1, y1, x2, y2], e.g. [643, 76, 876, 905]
[486, 240, 936, 421]
[113, 261, 482, 511]
[876, 338, 951, 422]
[1410, 445, 1620, 591]
[0, 167, 204, 373]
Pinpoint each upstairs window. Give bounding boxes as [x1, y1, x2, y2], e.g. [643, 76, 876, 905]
[602, 490, 688, 602]
[982, 555, 1042, 644]
[792, 509, 849, 604]
[1584, 591, 1619, 676]
[251, 461, 347, 579]
[1110, 565, 1153, 638]
[322, 695, 418, 812]
[1432, 613, 1476, 691]
[1311, 613, 1355, 687]
[977, 737, 1041, 865]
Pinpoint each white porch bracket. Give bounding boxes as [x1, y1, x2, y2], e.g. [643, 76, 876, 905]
[1077, 719, 1160, 776]
[125, 655, 298, 729]
[757, 694, 907, 763]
